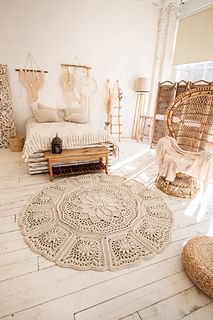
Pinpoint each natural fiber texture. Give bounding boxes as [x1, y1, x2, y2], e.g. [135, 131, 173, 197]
[59, 65, 97, 119]
[59, 70, 80, 106]
[156, 173, 199, 199]
[9, 135, 25, 152]
[167, 86, 213, 153]
[156, 86, 213, 198]
[18, 52, 46, 103]
[22, 119, 114, 160]
[156, 136, 213, 189]
[18, 174, 173, 271]
[0, 64, 16, 148]
[182, 236, 213, 298]
[19, 70, 45, 103]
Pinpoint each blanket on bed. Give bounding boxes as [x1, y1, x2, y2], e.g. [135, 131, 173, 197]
[23, 119, 115, 160]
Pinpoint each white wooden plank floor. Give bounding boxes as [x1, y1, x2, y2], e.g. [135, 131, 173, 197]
[0, 139, 212, 320]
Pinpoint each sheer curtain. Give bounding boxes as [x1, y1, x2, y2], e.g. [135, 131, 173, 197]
[148, 0, 181, 116]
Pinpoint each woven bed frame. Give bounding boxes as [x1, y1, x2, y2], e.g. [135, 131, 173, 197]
[156, 86, 213, 198]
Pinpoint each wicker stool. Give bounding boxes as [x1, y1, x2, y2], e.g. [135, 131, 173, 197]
[156, 173, 199, 198]
[182, 236, 213, 298]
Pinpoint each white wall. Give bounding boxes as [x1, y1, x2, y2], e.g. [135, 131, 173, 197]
[0, 0, 159, 136]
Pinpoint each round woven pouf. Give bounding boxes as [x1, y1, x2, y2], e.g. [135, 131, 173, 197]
[182, 236, 213, 298]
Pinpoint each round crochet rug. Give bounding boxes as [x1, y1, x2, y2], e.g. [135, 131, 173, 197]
[19, 174, 173, 271]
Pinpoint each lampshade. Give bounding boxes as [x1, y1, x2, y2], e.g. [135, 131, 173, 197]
[134, 77, 150, 92]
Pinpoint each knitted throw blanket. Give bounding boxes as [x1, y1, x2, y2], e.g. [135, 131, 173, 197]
[23, 119, 114, 160]
[156, 136, 213, 189]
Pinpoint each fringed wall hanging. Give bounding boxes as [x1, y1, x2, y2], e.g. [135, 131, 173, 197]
[16, 52, 48, 103]
[59, 65, 81, 106]
[105, 80, 122, 141]
[79, 68, 97, 114]
[105, 79, 113, 131]
[0, 64, 16, 148]
[60, 59, 97, 118]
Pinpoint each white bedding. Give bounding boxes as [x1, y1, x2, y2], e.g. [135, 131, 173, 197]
[23, 119, 115, 160]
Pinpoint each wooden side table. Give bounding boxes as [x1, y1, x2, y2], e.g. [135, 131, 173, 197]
[44, 146, 109, 181]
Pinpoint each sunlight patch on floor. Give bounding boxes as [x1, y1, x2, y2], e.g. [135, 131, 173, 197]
[127, 160, 156, 180]
[123, 165, 136, 171]
[207, 219, 213, 236]
[110, 149, 150, 172]
[139, 172, 150, 183]
[183, 182, 213, 223]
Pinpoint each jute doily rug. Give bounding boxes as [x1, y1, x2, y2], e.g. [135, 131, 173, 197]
[19, 174, 173, 271]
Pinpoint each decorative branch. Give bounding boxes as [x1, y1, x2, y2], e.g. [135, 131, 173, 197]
[15, 69, 48, 73]
[61, 63, 91, 70]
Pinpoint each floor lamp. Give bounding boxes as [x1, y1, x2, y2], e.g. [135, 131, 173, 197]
[131, 77, 150, 140]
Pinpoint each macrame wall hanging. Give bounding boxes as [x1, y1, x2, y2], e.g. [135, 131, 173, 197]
[105, 80, 122, 141]
[60, 58, 97, 118]
[0, 64, 16, 148]
[16, 52, 48, 103]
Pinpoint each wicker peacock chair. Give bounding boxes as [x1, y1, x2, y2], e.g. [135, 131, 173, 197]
[156, 86, 213, 198]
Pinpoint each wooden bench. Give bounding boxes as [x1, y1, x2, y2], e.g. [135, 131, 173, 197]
[44, 146, 109, 181]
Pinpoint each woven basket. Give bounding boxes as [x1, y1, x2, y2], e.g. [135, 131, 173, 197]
[9, 135, 25, 152]
[182, 236, 213, 298]
[156, 173, 199, 198]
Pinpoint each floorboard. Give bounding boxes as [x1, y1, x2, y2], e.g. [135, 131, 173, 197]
[138, 287, 212, 320]
[0, 140, 212, 320]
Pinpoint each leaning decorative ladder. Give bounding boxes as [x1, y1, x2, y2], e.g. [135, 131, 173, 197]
[110, 83, 122, 142]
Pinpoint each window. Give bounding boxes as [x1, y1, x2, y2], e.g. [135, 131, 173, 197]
[174, 61, 213, 82]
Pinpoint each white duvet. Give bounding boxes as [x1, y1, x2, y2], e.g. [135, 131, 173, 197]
[23, 119, 114, 160]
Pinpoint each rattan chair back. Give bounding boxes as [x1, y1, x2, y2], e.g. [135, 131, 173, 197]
[166, 86, 213, 152]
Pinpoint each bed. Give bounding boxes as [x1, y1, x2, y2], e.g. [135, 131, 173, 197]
[23, 119, 116, 174]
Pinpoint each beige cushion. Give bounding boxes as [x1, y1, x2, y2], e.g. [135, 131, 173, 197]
[64, 108, 88, 123]
[56, 108, 65, 121]
[65, 112, 88, 123]
[38, 104, 65, 121]
[38, 103, 53, 111]
[34, 109, 60, 123]
[64, 107, 85, 118]
[31, 103, 64, 122]
[31, 102, 39, 117]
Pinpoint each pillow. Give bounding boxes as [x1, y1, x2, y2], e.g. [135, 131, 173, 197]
[31, 103, 64, 122]
[31, 102, 38, 117]
[38, 104, 65, 121]
[64, 108, 87, 121]
[34, 109, 60, 123]
[57, 108, 65, 122]
[38, 103, 53, 111]
[67, 103, 82, 109]
[65, 112, 88, 123]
